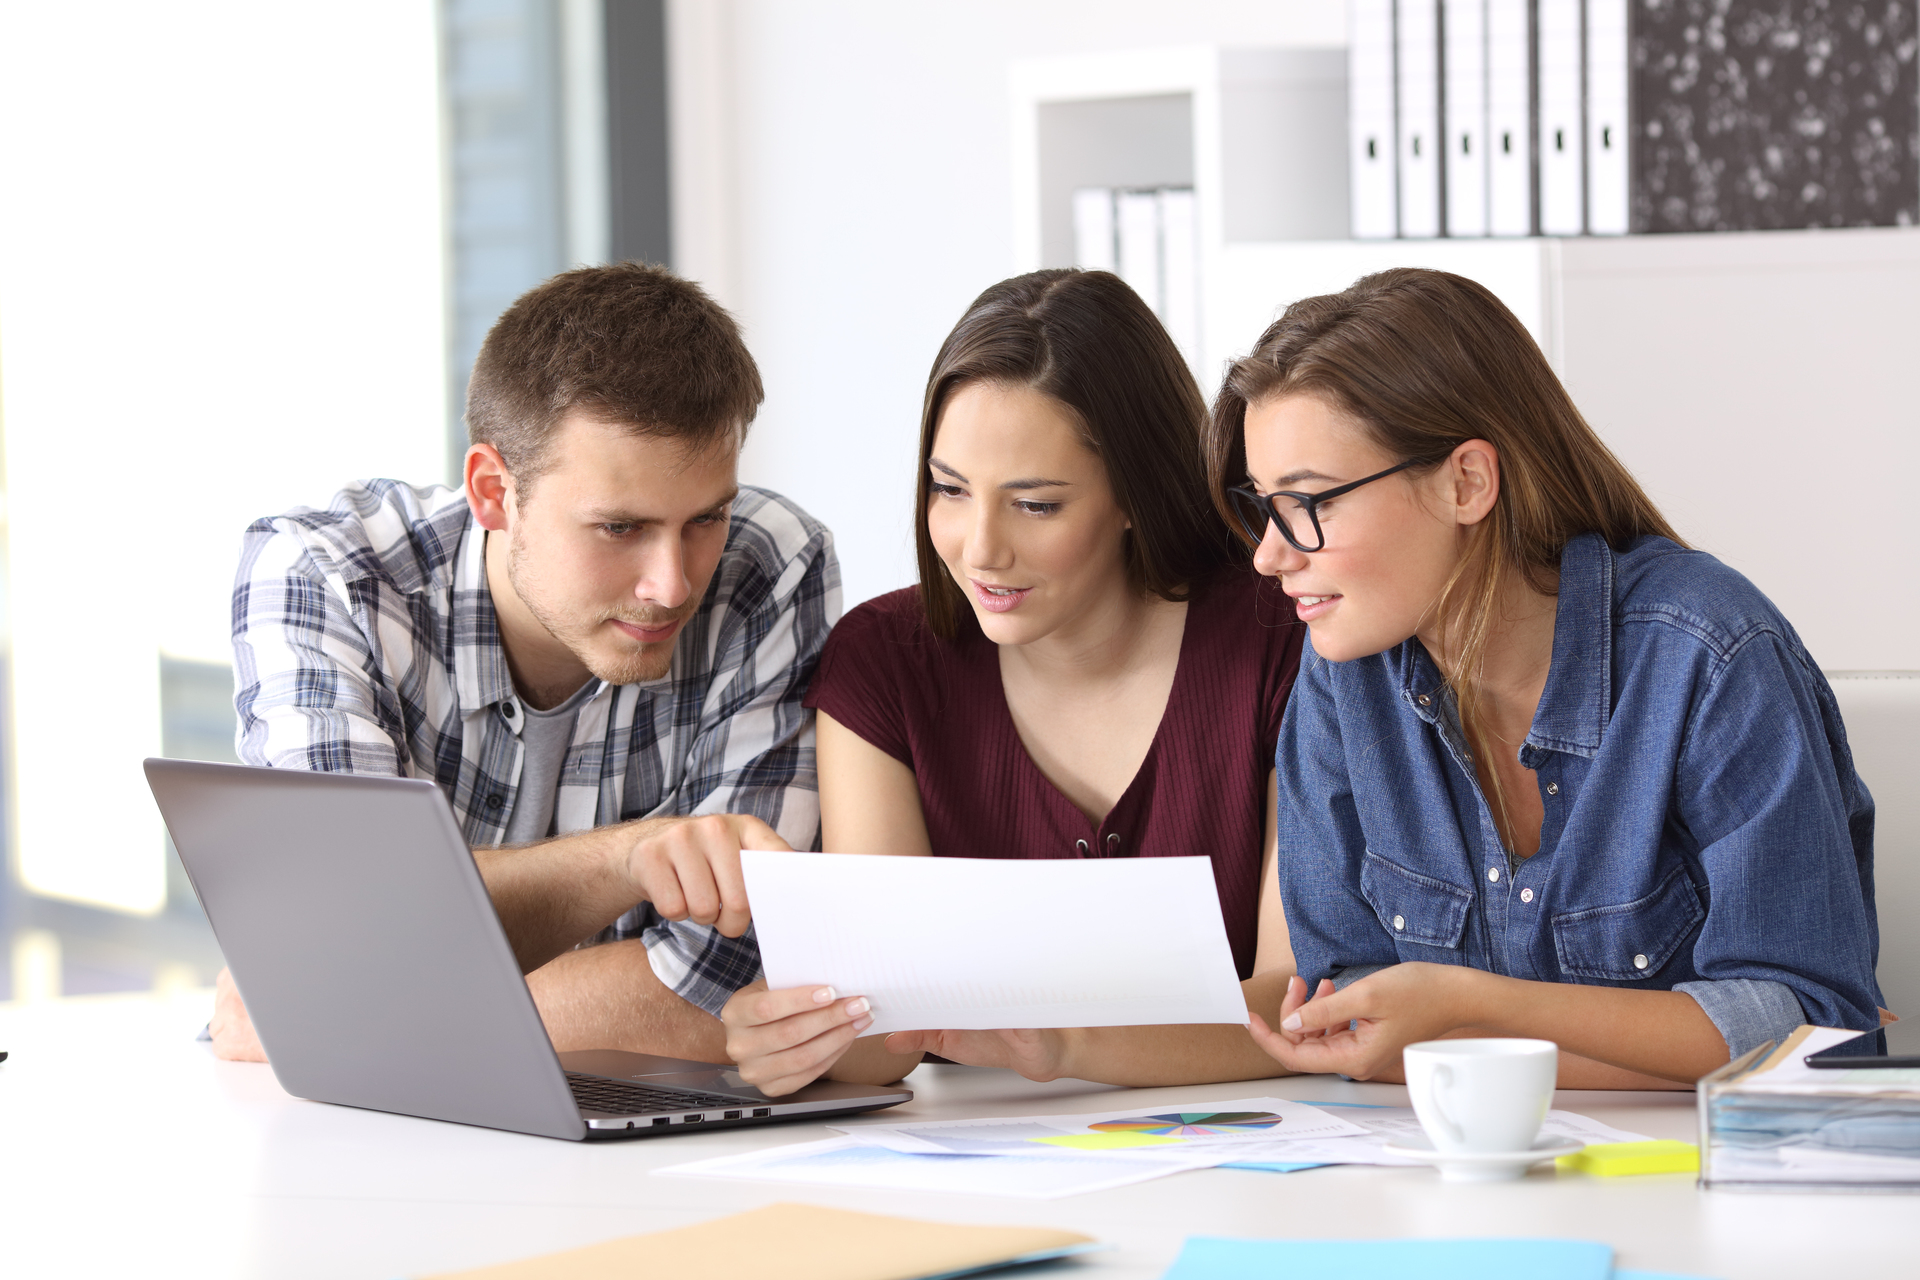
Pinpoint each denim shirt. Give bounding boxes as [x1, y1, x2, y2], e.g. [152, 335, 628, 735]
[1275, 533, 1882, 1058]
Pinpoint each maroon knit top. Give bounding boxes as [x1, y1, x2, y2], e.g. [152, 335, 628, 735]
[804, 571, 1304, 979]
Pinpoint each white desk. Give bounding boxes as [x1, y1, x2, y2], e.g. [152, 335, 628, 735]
[0, 993, 1908, 1279]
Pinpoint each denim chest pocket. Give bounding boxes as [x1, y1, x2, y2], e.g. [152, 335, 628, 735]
[1360, 852, 1472, 950]
[1551, 864, 1705, 982]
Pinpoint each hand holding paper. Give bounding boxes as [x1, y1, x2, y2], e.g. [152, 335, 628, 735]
[739, 852, 1249, 1036]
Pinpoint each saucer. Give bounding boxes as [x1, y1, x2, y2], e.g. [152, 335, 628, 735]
[1381, 1134, 1585, 1183]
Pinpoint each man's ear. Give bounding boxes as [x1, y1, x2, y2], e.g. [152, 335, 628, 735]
[1449, 438, 1501, 529]
[465, 443, 516, 532]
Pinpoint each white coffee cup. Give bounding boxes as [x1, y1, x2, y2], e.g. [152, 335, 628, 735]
[1403, 1038, 1558, 1155]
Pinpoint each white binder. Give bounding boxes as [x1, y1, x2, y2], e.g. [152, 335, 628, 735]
[1397, 0, 1443, 238]
[1158, 188, 1200, 370]
[1586, 0, 1630, 234]
[1444, 0, 1490, 236]
[1536, 0, 1585, 235]
[1115, 190, 1162, 314]
[1072, 187, 1117, 272]
[1486, 0, 1533, 235]
[1349, 0, 1399, 238]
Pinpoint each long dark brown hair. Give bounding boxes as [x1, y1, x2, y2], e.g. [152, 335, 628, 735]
[1203, 268, 1683, 845]
[914, 269, 1239, 639]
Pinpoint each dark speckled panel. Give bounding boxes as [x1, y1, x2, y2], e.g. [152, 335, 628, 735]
[1633, 1, 1919, 232]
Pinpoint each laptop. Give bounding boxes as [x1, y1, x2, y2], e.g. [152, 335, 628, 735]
[145, 758, 912, 1141]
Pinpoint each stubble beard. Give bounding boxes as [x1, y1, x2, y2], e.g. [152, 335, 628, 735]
[507, 526, 684, 687]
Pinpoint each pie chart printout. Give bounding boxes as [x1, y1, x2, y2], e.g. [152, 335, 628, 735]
[1088, 1111, 1285, 1138]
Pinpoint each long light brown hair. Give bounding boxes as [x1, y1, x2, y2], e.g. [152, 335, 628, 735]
[1203, 268, 1683, 848]
[914, 269, 1240, 639]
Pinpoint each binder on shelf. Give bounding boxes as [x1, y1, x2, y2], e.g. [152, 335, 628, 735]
[1396, 0, 1443, 237]
[1536, 0, 1584, 235]
[1485, 0, 1533, 235]
[1348, 0, 1398, 238]
[1158, 188, 1200, 369]
[1115, 189, 1163, 317]
[1586, 0, 1629, 234]
[1444, 0, 1490, 237]
[1071, 187, 1117, 272]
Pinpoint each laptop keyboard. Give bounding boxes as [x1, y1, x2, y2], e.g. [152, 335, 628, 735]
[565, 1071, 744, 1116]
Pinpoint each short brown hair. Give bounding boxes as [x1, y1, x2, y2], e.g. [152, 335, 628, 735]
[1204, 267, 1682, 838]
[915, 269, 1240, 639]
[466, 262, 764, 484]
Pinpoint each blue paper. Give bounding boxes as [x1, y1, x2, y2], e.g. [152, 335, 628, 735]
[1218, 1161, 1329, 1174]
[1161, 1237, 1613, 1280]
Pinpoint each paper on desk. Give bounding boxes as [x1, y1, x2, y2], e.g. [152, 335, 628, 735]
[1736, 1025, 1920, 1094]
[416, 1201, 1100, 1280]
[832, 1096, 1368, 1156]
[1162, 1236, 1615, 1280]
[741, 851, 1249, 1034]
[654, 1134, 1224, 1199]
[1214, 1105, 1650, 1168]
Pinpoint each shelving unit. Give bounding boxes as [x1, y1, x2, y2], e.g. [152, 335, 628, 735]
[1009, 45, 1920, 672]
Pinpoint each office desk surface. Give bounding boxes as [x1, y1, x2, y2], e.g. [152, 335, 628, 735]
[0, 993, 1908, 1280]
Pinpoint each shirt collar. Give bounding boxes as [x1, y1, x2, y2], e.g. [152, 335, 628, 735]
[454, 517, 519, 715]
[1526, 531, 1614, 759]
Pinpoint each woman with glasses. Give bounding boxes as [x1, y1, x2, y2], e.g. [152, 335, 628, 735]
[1216, 268, 1882, 1088]
[718, 269, 1308, 1095]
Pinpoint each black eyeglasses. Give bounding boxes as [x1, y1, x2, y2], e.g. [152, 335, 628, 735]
[1225, 458, 1433, 553]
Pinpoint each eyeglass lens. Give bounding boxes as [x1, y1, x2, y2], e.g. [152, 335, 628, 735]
[1228, 489, 1320, 551]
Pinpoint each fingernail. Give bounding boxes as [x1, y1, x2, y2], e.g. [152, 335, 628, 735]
[853, 1015, 873, 1032]
[813, 987, 837, 1004]
[845, 996, 871, 1017]
[1281, 1013, 1303, 1032]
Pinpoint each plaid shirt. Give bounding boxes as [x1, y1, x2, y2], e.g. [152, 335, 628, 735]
[232, 479, 839, 1014]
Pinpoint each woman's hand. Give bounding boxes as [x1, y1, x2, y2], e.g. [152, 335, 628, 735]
[883, 1028, 1076, 1082]
[1247, 965, 1481, 1080]
[720, 980, 872, 1096]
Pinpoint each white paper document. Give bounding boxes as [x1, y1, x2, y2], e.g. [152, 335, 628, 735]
[653, 1135, 1223, 1200]
[1208, 1103, 1650, 1168]
[833, 1096, 1368, 1156]
[741, 852, 1249, 1035]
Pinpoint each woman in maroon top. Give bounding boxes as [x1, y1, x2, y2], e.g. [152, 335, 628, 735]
[721, 270, 1306, 1094]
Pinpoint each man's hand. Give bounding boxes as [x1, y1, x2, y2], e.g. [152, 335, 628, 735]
[722, 980, 873, 1096]
[883, 1028, 1075, 1082]
[625, 814, 787, 939]
[209, 967, 268, 1063]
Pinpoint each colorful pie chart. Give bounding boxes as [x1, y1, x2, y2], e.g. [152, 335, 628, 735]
[1087, 1111, 1284, 1137]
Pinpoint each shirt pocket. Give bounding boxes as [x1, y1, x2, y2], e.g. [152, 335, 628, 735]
[1550, 864, 1705, 982]
[1360, 851, 1473, 951]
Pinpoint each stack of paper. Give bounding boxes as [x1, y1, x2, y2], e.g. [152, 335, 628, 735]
[656, 1097, 1651, 1200]
[1700, 1026, 1920, 1188]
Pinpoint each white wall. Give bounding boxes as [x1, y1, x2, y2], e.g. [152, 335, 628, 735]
[0, 2, 446, 912]
[669, 1, 1346, 608]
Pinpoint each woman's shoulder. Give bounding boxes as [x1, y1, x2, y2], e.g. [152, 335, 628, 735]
[1605, 535, 1811, 665]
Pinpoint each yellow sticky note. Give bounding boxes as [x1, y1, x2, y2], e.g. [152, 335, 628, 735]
[1033, 1132, 1186, 1150]
[1557, 1140, 1699, 1176]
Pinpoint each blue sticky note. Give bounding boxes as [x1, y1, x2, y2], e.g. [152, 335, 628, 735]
[1218, 1161, 1329, 1174]
[1162, 1237, 1613, 1280]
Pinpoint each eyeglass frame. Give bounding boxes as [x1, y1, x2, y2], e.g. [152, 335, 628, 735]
[1225, 456, 1440, 553]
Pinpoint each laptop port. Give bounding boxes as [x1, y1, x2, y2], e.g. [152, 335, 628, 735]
[652, 1117, 670, 1126]
[752, 1107, 772, 1118]
[683, 1113, 703, 1123]
[723, 1110, 742, 1120]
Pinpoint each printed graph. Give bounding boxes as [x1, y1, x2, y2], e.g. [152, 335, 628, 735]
[1088, 1111, 1284, 1138]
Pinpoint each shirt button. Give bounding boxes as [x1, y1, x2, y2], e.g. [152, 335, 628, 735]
[1487, 867, 1500, 883]
[1392, 915, 1405, 931]
[1633, 953, 1650, 970]
[1545, 782, 1559, 796]
[1417, 694, 1432, 706]
[485, 794, 505, 809]
[1520, 888, 1534, 903]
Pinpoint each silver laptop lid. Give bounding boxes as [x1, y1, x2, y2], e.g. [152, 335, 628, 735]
[146, 759, 587, 1140]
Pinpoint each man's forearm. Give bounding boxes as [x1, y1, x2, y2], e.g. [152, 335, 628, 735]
[525, 937, 730, 1060]
[476, 820, 668, 972]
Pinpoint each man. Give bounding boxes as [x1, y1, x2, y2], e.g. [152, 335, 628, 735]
[211, 263, 832, 1062]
